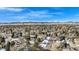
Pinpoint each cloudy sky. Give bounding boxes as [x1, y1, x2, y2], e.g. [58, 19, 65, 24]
[0, 7, 79, 22]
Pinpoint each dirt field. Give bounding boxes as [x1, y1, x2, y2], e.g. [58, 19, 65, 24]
[0, 22, 79, 51]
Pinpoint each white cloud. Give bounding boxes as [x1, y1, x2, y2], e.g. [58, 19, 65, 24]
[75, 14, 79, 17]
[0, 7, 23, 12]
[16, 16, 28, 19]
[26, 11, 53, 18]
[14, 11, 53, 19]
[25, 11, 63, 20]
[50, 12, 63, 15]
[8, 10, 63, 22]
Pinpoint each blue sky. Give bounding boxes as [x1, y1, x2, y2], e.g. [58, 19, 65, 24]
[0, 7, 79, 22]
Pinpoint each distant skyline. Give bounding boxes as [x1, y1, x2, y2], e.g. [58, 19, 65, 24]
[0, 7, 79, 22]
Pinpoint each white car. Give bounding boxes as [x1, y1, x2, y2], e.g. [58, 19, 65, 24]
[39, 43, 47, 49]
[0, 48, 6, 51]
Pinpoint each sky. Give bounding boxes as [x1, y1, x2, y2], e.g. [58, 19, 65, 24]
[0, 7, 79, 22]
